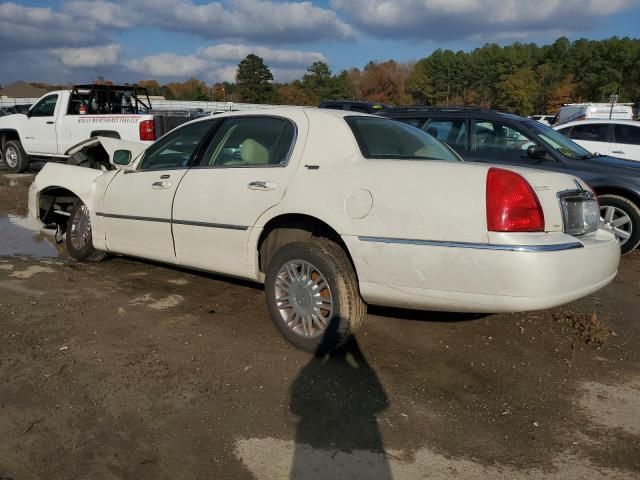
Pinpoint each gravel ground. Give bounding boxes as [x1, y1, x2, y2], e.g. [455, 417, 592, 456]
[0, 171, 638, 479]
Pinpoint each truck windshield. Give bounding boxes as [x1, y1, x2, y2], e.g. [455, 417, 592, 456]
[526, 121, 594, 159]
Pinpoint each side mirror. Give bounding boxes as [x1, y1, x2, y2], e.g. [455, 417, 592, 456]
[527, 145, 547, 160]
[26, 109, 33, 118]
[113, 149, 132, 166]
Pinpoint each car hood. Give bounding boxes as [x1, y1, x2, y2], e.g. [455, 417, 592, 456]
[572, 155, 640, 175]
[0, 113, 27, 126]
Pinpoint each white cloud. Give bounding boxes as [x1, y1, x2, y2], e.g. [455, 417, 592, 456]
[0, 2, 107, 51]
[125, 44, 324, 82]
[126, 53, 209, 78]
[199, 44, 326, 68]
[51, 44, 122, 68]
[331, 0, 636, 40]
[61, 0, 354, 43]
[62, 0, 133, 28]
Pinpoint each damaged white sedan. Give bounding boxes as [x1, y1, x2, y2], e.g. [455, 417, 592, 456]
[29, 109, 620, 352]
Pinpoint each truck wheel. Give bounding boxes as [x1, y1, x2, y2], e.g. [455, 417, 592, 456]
[264, 238, 366, 353]
[599, 194, 640, 255]
[66, 203, 108, 262]
[3, 140, 30, 173]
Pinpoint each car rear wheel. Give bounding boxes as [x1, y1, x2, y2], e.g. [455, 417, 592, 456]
[3, 140, 30, 173]
[599, 194, 640, 255]
[66, 203, 108, 262]
[264, 238, 366, 353]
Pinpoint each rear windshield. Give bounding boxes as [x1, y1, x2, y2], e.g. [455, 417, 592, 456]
[346, 116, 460, 162]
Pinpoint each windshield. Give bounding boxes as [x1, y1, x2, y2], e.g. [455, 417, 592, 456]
[525, 120, 593, 159]
[346, 116, 460, 162]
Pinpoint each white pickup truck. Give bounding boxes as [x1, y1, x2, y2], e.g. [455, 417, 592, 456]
[0, 84, 206, 173]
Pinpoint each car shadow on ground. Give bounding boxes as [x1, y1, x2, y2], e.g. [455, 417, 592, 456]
[289, 337, 392, 480]
[369, 304, 489, 323]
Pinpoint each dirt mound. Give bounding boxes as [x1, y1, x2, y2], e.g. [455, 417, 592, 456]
[553, 311, 611, 347]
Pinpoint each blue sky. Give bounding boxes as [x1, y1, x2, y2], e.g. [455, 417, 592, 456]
[1, 0, 639, 85]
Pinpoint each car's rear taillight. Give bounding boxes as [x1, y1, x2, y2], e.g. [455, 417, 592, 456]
[139, 119, 155, 141]
[486, 167, 545, 232]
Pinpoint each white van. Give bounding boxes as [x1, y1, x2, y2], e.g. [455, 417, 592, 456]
[557, 103, 633, 125]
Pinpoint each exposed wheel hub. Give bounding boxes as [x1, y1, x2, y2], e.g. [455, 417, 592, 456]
[69, 205, 92, 250]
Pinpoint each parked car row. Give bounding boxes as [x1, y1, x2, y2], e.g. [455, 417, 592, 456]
[29, 108, 619, 352]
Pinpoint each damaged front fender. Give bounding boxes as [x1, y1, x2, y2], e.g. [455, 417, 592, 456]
[65, 136, 149, 170]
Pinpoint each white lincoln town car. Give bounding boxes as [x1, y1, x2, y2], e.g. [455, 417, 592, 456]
[29, 108, 620, 352]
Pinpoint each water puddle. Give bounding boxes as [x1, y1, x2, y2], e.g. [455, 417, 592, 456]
[0, 213, 63, 258]
[0, 173, 35, 187]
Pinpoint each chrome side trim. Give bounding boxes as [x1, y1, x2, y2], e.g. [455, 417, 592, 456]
[95, 212, 248, 231]
[96, 212, 171, 223]
[172, 219, 248, 231]
[357, 236, 584, 252]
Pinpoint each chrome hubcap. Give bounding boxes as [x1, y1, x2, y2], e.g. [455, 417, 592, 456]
[274, 259, 334, 338]
[70, 205, 92, 250]
[4, 146, 18, 168]
[601, 205, 632, 246]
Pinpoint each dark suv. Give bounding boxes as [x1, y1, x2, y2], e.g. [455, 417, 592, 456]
[384, 107, 640, 254]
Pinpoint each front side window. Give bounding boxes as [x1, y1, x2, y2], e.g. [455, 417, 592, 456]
[614, 125, 640, 145]
[139, 120, 214, 170]
[346, 117, 460, 162]
[202, 117, 296, 167]
[569, 123, 609, 142]
[474, 121, 534, 152]
[30, 94, 58, 117]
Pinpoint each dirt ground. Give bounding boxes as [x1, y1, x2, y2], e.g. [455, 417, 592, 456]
[0, 170, 639, 480]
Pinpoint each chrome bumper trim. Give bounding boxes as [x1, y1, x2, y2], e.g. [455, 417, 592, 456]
[357, 236, 584, 252]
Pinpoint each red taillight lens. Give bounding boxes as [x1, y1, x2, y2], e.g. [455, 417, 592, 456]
[139, 119, 155, 141]
[486, 167, 545, 232]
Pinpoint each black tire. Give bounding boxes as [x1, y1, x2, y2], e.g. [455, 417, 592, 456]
[3, 139, 30, 173]
[599, 194, 640, 255]
[65, 203, 108, 262]
[264, 238, 366, 353]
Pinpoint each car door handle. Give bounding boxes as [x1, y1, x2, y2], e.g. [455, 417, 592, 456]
[46, 121, 54, 124]
[248, 181, 278, 191]
[612, 150, 625, 154]
[152, 181, 172, 189]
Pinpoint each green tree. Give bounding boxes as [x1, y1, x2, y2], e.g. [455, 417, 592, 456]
[236, 54, 274, 104]
[301, 61, 351, 103]
[494, 67, 539, 115]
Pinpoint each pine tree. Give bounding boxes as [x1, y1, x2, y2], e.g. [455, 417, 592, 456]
[236, 54, 274, 104]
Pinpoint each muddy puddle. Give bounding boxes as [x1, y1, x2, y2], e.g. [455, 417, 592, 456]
[0, 173, 35, 188]
[0, 213, 63, 258]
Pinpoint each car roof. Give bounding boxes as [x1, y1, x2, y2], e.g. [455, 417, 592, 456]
[178, 107, 376, 129]
[555, 119, 640, 128]
[385, 106, 527, 122]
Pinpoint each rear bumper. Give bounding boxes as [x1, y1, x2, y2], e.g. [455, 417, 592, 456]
[344, 230, 620, 313]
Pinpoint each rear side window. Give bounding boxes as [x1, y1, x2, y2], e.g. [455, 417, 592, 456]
[203, 117, 296, 167]
[346, 117, 459, 162]
[614, 125, 640, 145]
[569, 124, 609, 142]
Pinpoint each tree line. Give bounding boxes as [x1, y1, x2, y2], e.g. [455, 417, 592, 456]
[21, 37, 640, 116]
